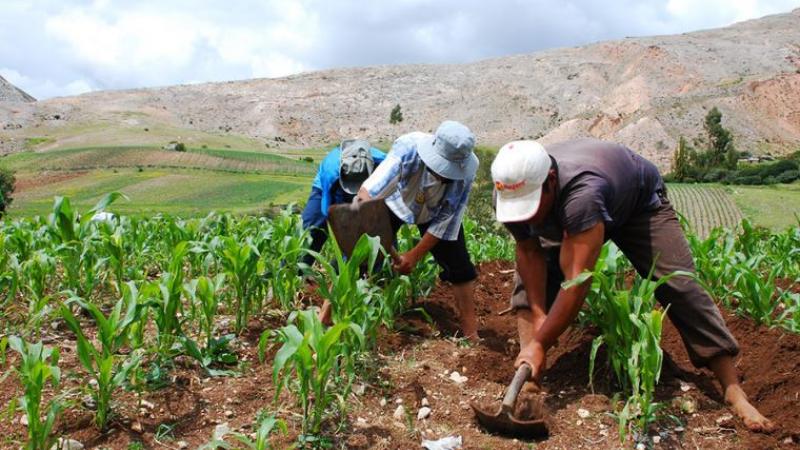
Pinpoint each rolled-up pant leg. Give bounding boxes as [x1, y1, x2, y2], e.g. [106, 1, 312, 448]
[611, 193, 739, 368]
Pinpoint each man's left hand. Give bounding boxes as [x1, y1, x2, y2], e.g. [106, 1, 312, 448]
[392, 252, 416, 274]
[515, 340, 546, 384]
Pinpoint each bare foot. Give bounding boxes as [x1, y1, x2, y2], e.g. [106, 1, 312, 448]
[726, 385, 775, 433]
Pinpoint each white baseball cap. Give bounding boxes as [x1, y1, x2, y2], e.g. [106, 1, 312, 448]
[491, 140, 552, 222]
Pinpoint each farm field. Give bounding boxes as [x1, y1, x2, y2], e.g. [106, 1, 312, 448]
[0, 193, 798, 449]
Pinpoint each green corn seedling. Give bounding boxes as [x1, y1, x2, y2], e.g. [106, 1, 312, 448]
[5, 336, 63, 450]
[59, 293, 145, 430]
[270, 309, 362, 438]
[181, 274, 237, 376]
[218, 236, 262, 332]
[199, 413, 287, 450]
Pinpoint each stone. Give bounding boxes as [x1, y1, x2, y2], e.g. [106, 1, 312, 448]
[652, 435, 661, 444]
[131, 421, 143, 433]
[225, 410, 234, 418]
[20, 415, 28, 426]
[417, 406, 432, 420]
[577, 408, 590, 419]
[421, 397, 429, 407]
[177, 441, 189, 449]
[379, 398, 387, 407]
[393, 405, 406, 421]
[51, 438, 84, 450]
[449, 371, 468, 384]
[82, 395, 97, 410]
[140, 400, 155, 409]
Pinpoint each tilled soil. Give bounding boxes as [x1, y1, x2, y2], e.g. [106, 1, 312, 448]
[1, 260, 798, 449]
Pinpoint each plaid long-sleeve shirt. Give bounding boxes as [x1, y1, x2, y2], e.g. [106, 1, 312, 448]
[361, 132, 474, 241]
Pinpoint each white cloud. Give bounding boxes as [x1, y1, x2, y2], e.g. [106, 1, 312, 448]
[1, 0, 798, 99]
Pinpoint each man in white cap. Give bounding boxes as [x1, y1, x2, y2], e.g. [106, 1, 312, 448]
[354, 120, 480, 341]
[491, 138, 773, 432]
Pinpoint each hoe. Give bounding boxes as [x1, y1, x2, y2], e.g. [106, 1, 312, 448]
[471, 364, 551, 438]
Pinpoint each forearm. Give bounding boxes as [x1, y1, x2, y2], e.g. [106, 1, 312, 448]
[407, 232, 439, 263]
[533, 284, 588, 350]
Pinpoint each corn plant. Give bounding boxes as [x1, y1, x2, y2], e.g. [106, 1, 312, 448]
[729, 262, 781, 325]
[219, 236, 262, 333]
[20, 251, 56, 336]
[314, 234, 385, 343]
[567, 254, 689, 441]
[199, 413, 287, 450]
[149, 242, 190, 358]
[47, 193, 126, 297]
[59, 293, 145, 430]
[268, 309, 362, 440]
[181, 274, 237, 376]
[5, 336, 63, 450]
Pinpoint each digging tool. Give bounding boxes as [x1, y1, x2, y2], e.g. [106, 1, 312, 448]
[328, 198, 400, 264]
[471, 364, 551, 438]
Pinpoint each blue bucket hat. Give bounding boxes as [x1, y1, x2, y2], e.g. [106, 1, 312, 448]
[418, 120, 478, 181]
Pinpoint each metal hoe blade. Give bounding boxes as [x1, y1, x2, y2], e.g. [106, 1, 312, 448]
[471, 364, 550, 438]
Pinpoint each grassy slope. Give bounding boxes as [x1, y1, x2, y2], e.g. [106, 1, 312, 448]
[727, 183, 800, 230]
[10, 168, 309, 217]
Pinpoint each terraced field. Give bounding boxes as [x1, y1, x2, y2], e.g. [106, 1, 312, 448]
[666, 184, 744, 236]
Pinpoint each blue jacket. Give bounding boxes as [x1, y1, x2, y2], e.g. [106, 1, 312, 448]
[312, 146, 387, 217]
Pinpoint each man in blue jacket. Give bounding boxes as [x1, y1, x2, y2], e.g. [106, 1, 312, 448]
[300, 139, 386, 269]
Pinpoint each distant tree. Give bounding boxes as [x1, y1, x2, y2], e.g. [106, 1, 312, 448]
[0, 166, 16, 218]
[671, 136, 692, 181]
[389, 104, 404, 124]
[724, 141, 738, 170]
[704, 107, 734, 168]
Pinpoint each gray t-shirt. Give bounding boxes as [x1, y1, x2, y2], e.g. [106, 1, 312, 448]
[504, 138, 664, 243]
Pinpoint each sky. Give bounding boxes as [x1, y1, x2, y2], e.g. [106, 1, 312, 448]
[1, 0, 798, 100]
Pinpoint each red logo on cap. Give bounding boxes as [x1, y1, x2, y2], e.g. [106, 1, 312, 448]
[495, 180, 526, 191]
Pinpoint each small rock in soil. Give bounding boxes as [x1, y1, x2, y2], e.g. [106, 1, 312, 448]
[82, 395, 97, 410]
[51, 438, 84, 450]
[88, 379, 99, 389]
[449, 371, 468, 384]
[131, 421, 143, 433]
[421, 397, 429, 407]
[784, 437, 794, 444]
[680, 382, 692, 392]
[653, 435, 661, 444]
[418, 406, 432, 420]
[393, 405, 406, 420]
[177, 441, 189, 449]
[577, 408, 590, 419]
[20, 415, 28, 426]
[225, 410, 234, 418]
[355, 417, 368, 428]
[380, 398, 387, 407]
[140, 400, 155, 409]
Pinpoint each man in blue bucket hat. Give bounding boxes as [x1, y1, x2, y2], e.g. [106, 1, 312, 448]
[346, 120, 481, 341]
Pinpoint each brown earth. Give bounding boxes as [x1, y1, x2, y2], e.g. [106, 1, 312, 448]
[1, 261, 798, 449]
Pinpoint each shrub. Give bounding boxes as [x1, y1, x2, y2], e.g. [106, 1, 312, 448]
[703, 168, 729, 182]
[762, 159, 798, 178]
[0, 166, 16, 217]
[776, 170, 800, 183]
[389, 104, 403, 124]
[734, 175, 762, 185]
[175, 142, 186, 152]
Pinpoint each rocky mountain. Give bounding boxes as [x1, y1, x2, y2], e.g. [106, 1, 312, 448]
[2, 8, 799, 170]
[0, 75, 35, 103]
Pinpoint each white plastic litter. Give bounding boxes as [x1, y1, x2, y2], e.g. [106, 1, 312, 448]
[421, 435, 463, 450]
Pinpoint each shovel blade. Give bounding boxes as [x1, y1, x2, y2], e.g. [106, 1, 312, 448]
[471, 400, 550, 439]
